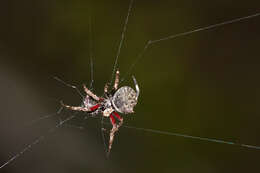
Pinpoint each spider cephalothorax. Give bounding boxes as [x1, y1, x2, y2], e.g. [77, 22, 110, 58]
[61, 69, 139, 153]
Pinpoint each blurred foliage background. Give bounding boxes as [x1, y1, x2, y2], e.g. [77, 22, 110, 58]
[0, 0, 260, 173]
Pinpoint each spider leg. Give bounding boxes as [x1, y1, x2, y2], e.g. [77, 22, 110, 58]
[83, 84, 100, 101]
[108, 114, 117, 155]
[53, 76, 84, 99]
[104, 83, 109, 95]
[109, 114, 116, 126]
[90, 104, 101, 111]
[113, 69, 120, 90]
[112, 111, 123, 122]
[107, 112, 123, 155]
[132, 76, 140, 99]
[61, 101, 100, 112]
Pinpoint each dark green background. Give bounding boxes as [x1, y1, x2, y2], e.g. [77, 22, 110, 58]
[0, 0, 260, 172]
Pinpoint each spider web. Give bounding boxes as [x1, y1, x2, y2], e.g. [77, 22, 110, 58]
[0, 0, 260, 172]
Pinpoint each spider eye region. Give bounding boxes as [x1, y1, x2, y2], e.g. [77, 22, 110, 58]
[112, 86, 138, 114]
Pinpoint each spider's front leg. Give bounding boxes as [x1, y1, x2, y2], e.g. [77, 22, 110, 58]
[62, 85, 102, 112]
[60, 101, 91, 111]
[60, 101, 100, 112]
[108, 111, 123, 154]
[104, 83, 109, 97]
[83, 84, 100, 101]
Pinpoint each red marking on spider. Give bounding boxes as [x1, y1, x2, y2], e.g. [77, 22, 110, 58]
[90, 104, 100, 111]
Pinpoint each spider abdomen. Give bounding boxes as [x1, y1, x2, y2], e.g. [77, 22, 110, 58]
[112, 86, 137, 114]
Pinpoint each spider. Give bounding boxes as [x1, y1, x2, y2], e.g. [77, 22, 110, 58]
[61, 69, 140, 154]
